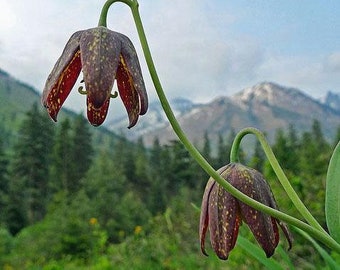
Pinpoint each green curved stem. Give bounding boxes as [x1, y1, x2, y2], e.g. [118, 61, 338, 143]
[101, 0, 340, 253]
[230, 127, 327, 234]
[98, 0, 137, 27]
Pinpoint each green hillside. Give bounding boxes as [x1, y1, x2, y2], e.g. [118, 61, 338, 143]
[0, 69, 42, 131]
[0, 68, 118, 148]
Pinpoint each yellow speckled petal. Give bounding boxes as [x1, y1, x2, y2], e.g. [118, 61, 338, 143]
[80, 27, 121, 109]
[199, 178, 216, 257]
[42, 31, 83, 122]
[119, 34, 148, 116]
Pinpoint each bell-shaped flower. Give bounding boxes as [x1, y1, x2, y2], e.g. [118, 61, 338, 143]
[42, 26, 148, 127]
[200, 163, 292, 260]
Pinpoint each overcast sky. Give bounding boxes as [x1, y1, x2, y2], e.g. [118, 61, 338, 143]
[0, 0, 340, 114]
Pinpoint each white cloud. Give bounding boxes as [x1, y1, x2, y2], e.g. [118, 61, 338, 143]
[256, 52, 340, 96]
[323, 52, 340, 73]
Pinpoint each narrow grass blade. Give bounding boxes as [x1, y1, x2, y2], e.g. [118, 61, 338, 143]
[237, 235, 285, 270]
[294, 227, 340, 270]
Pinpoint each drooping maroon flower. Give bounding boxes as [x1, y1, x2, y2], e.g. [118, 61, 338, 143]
[200, 163, 292, 260]
[42, 26, 148, 127]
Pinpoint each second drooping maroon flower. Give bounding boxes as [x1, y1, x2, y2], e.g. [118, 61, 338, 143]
[42, 26, 148, 127]
[200, 163, 293, 260]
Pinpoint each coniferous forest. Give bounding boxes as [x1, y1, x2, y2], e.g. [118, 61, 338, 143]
[0, 103, 339, 269]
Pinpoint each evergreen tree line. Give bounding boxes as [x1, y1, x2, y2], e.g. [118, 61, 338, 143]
[0, 103, 214, 240]
[0, 103, 338, 267]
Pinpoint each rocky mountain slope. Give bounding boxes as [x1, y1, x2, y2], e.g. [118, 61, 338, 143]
[2, 68, 339, 149]
[107, 82, 340, 147]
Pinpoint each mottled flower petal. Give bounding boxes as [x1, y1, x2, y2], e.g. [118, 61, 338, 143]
[278, 221, 293, 250]
[226, 165, 278, 257]
[116, 55, 140, 128]
[259, 172, 294, 251]
[80, 27, 121, 109]
[119, 35, 148, 115]
[87, 97, 110, 126]
[199, 178, 215, 256]
[209, 182, 241, 260]
[239, 203, 278, 257]
[42, 31, 83, 122]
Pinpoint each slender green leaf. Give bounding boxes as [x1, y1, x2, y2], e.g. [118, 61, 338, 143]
[326, 141, 340, 243]
[237, 236, 285, 270]
[276, 245, 295, 270]
[294, 227, 340, 270]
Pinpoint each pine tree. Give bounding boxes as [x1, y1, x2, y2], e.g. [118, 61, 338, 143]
[202, 131, 212, 164]
[68, 114, 94, 193]
[286, 124, 300, 175]
[297, 120, 330, 223]
[249, 139, 265, 171]
[49, 118, 73, 194]
[83, 147, 127, 241]
[332, 125, 340, 147]
[0, 137, 9, 225]
[299, 120, 331, 177]
[167, 140, 196, 192]
[134, 137, 151, 192]
[6, 103, 55, 233]
[215, 133, 225, 167]
[148, 138, 170, 213]
[215, 130, 235, 167]
[112, 134, 136, 184]
[84, 144, 152, 242]
[272, 129, 290, 169]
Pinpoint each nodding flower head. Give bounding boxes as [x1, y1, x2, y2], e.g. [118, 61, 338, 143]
[200, 163, 293, 260]
[42, 26, 148, 127]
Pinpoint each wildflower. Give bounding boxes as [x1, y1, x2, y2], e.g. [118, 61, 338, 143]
[199, 163, 292, 260]
[134, 225, 142, 235]
[89, 217, 98, 226]
[42, 26, 148, 127]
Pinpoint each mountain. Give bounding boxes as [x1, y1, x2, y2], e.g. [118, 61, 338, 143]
[322, 91, 340, 112]
[3, 68, 339, 150]
[105, 97, 201, 139]
[107, 82, 340, 147]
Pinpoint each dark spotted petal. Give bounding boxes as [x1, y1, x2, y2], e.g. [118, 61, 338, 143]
[278, 221, 293, 250]
[116, 55, 140, 128]
[119, 34, 148, 116]
[252, 166, 293, 251]
[208, 178, 241, 260]
[42, 31, 83, 121]
[228, 163, 288, 257]
[199, 178, 215, 256]
[80, 27, 121, 109]
[239, 203, 278, 257]
[86, 97, 110, 126]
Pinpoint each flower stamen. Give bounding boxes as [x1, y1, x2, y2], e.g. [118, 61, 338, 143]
[78, 85, 87, 95]
[78, 79, 87, 95]
[110, 91, 118, 98]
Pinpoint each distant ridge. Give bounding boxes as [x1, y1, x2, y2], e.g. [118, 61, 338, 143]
[106, 81, 340, 147]
[1, 68, 338, 149]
